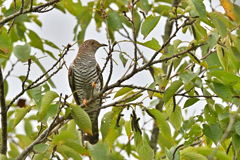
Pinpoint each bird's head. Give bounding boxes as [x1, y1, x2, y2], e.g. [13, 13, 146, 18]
[79, 39, 107, 54]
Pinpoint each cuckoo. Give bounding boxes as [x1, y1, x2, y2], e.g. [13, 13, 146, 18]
[68, 39, 107, 144]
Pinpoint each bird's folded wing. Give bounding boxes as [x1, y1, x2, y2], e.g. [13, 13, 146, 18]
[68, 64, 81, 105]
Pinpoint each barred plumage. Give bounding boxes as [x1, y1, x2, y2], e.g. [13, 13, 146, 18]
[68, 39, 106, 144]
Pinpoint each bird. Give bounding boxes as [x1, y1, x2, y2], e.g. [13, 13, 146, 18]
[68, 39, 107, 144]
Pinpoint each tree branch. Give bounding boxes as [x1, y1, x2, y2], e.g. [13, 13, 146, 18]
[0, 66, 7, 155]
[0, 0, 61, 27]
[6, 44, 71, 111]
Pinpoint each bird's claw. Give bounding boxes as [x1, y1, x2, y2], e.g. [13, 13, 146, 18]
[83, 99, 88, 107]
[92, 82, 97, 88]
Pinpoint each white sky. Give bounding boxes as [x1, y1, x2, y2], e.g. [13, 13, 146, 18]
[1, 0, 231, 159]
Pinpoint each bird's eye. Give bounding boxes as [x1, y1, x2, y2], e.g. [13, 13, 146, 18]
[91, 42, 95, 45]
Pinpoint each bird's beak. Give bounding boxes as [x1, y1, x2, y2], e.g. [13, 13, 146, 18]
[100, 44, 107, 47]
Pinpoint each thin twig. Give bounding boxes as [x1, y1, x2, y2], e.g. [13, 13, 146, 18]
[6, 44, 71, 111]
[86, 90, 144, 113]
[7, 0, 17, 34]
[3, 60, 19, 82]
[22, 59, 31, 90]
[0, 0, 61, 26]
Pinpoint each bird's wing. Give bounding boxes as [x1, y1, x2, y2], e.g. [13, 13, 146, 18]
[96, 63, 103, 90]
[68, 63, 81, 105]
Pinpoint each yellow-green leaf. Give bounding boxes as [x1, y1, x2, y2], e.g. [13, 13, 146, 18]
[12, 105, 32, 129]
[57, 145, 82, 160]
[101, 111, 115, 141]
[141, 15, 161, 39]
[70, 103, 92, 135]
[38, 91, 58, 121]
[13, 44, 31, 61]
[0, 30, 11, 54]
[148, 108, 172, 140]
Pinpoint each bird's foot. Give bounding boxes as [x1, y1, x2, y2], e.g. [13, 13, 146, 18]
[83, 99, 88, 107]
[92, 82, 97, 88]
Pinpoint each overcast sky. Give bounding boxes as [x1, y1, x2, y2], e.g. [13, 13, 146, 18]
[1, 0, 231, 159]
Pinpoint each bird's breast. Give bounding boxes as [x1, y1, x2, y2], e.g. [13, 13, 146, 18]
[73, 65, 101, 99]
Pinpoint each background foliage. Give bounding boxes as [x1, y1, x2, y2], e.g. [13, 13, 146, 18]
[1, 0, 240, 159]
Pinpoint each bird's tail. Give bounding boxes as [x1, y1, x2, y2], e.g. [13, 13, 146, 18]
[83, 109, 99, 145]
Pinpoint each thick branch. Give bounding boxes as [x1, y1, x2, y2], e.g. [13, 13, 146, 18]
[15, 116, 66, 160]
[0, 66, 7, 155]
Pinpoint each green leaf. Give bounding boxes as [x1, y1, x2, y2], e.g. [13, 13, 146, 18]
[38, 91, 58, 121]
[196, 146, 232, 160]
[107, 10, 122, 31]
[28, 30, 44, 51]
[24, 119, 34, 137]
[47, 103, 59, 117]
[181, 147, 207, 160]
[211, 16, 227, 38]
[121, 91, 143, 103]
[187, 0, 206, 19]
[30, 86, 42, 106]
[16, 134, 33, 148]
[57, 145, 82, 160]
[101, 111, 115, 141]
[209, 70, 240, 91]
[0, 30, 11, 53]
[137, 141, 154, 160]
[88, 142, 109, 160]
[53, 130, 75, 145]
[137, 38, 161, 51]
[165, 100, 182, 130]
[133, 9, 141, 37]
[108, 151, 125, 160]
[125, 120, 133, 141]
[202, 123, 222, 144]
[31, 14, 42, 27]
[114, 87, 133, 99]
[216, 45, 228, 71]
[119, 52, 128, 67]
[134, 131, 154, 160]
[44, 50, 57, 60]
[179, 70, 198, 84]
[164, 80, 183, 103]
[70, 103, 92, 135]
[232, 133, 240, 155]
[63, 141, 90, 156]
[62, 0, 82, 16]
[13, 44, 31, 61]
[4, 80, 8, 97]
[212, 81, 232, 102]
[184, 98, 199, 108]
[137, 0, 151, 12]
[8, 142, 20, 158]
[194, 22, 208, 40]
[12, 105, 32, 129]
[44, 39, 60, 50]
[235, 121, 240, 136]
[141, 15, 161, 39]
[33, 153, 45, 160]
[166, 147, 180, 160]
[207, 30, 218, 49]
[33, 143, 49, 153]
[148, 108, 171, 140]
[0, 154, 8, 160]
